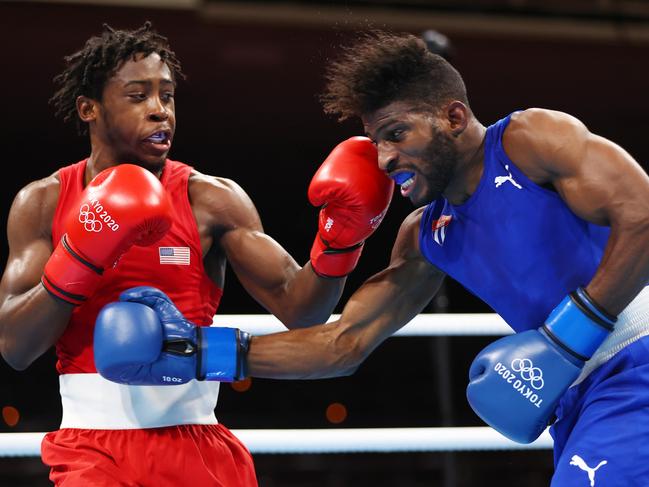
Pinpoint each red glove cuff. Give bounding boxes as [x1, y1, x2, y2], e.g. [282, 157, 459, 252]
[41, 235, 103, 305]
[310, 235, 364, 278]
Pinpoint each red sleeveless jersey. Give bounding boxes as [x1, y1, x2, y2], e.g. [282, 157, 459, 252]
[51, 159, 223, 374]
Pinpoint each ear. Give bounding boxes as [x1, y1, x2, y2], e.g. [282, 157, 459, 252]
[76, 95, 99, 123]
[446, 101, 469, 137]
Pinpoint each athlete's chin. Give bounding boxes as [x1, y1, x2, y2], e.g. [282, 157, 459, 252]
[410, 188, 439, 208]
[135, 152, 169, 170]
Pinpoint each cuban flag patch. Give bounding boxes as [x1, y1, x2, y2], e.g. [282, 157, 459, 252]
[431, 214, 452, 246]
[159, 247, 191, 265]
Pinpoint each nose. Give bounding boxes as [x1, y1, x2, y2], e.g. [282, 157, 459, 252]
[377, 141, 398, 173]
[148, 96, 169, 122]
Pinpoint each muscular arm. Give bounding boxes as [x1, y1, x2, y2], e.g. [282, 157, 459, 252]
[247, 208, 444, 379]
[0, 177, 73, 370]
[504, 109, 649, 314]
[191, 174, 345, 328]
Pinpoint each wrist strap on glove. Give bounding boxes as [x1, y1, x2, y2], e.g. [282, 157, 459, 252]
[41, 234, 104, 305]
[542, 287, 616, 362]
[197, 327, 251, 382]
[310, 235, 364, 278]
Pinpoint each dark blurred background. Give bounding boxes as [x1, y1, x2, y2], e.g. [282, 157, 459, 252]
[1, 0, 649, 485]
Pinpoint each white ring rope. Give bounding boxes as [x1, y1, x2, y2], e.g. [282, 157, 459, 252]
[3, 313, 544, 458]
[0, 428, 552, 457]
[212, 313, 514, 336]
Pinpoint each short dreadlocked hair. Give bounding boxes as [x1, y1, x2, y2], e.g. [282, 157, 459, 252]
[50, 21, 185, 134]
[321, 30, 468, 121]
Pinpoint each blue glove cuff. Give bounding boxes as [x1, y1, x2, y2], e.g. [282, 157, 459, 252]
[198, 327, 250, 382]
[543, 288, 616, 361]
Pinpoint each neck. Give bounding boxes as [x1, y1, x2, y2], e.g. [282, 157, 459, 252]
[443, 118, 487, 205]
[86, 143, 117, 179]
[85, 141, 164, 185]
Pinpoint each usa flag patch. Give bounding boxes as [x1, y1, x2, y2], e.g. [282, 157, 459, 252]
[159, 247, 191, 265]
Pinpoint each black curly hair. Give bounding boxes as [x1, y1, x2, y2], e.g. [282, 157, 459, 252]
[50, 21, 185, 134]
[320, 30, 467, 121]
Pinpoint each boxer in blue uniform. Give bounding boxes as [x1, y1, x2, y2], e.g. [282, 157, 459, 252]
[95, 31, 649, 485]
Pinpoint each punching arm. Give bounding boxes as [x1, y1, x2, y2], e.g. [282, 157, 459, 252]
[94, 209, 443, 384]
[247, 209, 443, 379]
[193, 174, 347, 329]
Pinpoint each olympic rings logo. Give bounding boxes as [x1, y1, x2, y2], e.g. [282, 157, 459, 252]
[78, 204, 103, 232]
[511, 358, 544, 390]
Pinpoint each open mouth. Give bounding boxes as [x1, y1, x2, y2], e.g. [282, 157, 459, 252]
[143, 131, 171, 152]
[145, 131, 169, 143]
[391, 171, 415, 196]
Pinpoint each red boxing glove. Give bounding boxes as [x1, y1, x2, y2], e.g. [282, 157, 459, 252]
[42, 164, 172, 305]
[309, 136, 394, 278]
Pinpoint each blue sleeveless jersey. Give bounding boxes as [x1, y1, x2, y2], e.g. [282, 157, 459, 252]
[418, 112, 610, 332]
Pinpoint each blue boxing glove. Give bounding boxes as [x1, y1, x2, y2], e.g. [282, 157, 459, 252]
[466, 287, 616, 444]
[93, 286, 250, 385]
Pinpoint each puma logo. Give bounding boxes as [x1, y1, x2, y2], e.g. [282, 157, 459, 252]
[569, 454, 608, 486]
[494, 165, 522, 189]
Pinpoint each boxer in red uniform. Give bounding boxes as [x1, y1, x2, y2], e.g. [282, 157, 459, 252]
[0, 23, 393, 486]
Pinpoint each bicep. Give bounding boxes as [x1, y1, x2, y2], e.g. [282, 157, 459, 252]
[222, 226, 301, 297]
[336, 253, 442, 359]
[0, 188, 53, 301]
[213, 179, 301, 302]
[514, 110, 649, 225]
[554, 132, 649, 226]
[1, 240, 51, 300]
[336, 213, 443, 357]
[522, 111, 649, 311]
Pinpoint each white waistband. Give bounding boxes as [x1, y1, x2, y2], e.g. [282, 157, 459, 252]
[574, 286, 649, 385]
[59, 373, 220, 430]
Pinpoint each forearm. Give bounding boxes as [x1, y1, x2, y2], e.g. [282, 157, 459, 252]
[586, 222, 649, 315]
[0, 285, 72, 370]
[277, 261, 345, 328]
[239, 212, 438, 378]
[247, 318, 361, 379]
[222, 229, 346, 328]
[248, 260, 441, 379]
[248, 293, 416, 379]
[249, 273, 385, 379]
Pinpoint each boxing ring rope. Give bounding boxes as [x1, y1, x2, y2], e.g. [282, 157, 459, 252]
[0, 313, 553, 457]
[1, 428, 553, 457]
[212, 312, 516, 337]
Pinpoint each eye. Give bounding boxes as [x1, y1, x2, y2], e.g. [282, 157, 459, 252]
[128, 93, 147, 101]
[387, 128, 405, 142]
[161, 92, 175, 102]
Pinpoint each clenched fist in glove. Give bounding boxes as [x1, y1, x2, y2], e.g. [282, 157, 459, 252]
[94, 286, 249, 385]
[42, 164, 172, 305]
[466, 287, 616, 444]
[309, 136, 394, 278]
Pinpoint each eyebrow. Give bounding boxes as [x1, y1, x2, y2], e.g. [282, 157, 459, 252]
[371, 119, 399, 141]
[123, 78, 175, 87]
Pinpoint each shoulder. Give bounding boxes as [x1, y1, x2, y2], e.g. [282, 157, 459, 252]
[187, 170, 248, 205]
[507, 108, 588, 141]
[8, 171, 61, 238]
[402, 206, 426, 230]
[392, 207, 426, 259]
[505, 108, 590, 154]
[388, 207, 443, 278]
[187, 169, 261, 232]
[502, 108, 590, 182]
[11, 171, 60, 218]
